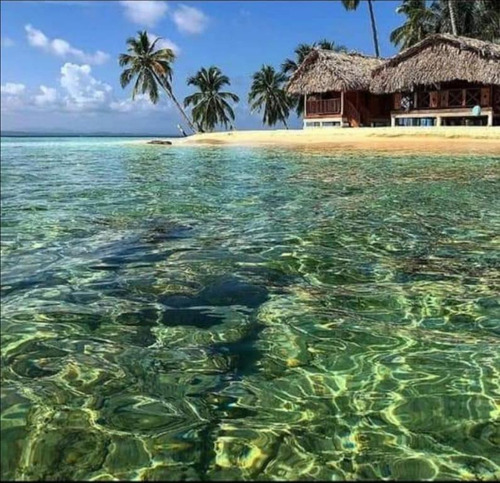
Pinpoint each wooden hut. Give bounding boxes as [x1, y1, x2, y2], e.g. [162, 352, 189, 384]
[370, 34, 500, 127]
[286, 50, 392, 128]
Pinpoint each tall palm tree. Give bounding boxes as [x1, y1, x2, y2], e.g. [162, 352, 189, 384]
[281, 40, 348, 116]
[248, 65, 292, 129]
[473, 0, 500, 42]
[183, 66, 239, 132]
[390, 0, 438, 48]
[448, 0, 458, 35]
[391, 0, 500, 48]
[341, 0, 381, 57]
[119, 30, 197, 133]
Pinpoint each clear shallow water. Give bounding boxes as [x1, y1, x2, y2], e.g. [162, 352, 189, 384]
[1, 137, 499, 481]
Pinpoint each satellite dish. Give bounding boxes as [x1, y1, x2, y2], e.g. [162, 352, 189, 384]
[472, 105, 482, 116]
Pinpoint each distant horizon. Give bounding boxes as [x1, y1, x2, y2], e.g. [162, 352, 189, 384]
[1, 130, 181, 138]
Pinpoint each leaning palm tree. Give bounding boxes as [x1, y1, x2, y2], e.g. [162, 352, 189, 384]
[183, 66, 239, 132]
[341, 0, 380, 57]
[119, 30, 197, 133]
[281, 40, 348, 116]
[248, 66, 292, 129]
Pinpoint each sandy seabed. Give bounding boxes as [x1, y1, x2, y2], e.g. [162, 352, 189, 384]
[137, 126, 500, 154]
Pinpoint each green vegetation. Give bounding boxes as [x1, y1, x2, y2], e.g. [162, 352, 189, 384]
[391, 0, 500, 48]
[117, 2, 499, 131]
[118, 30, 197, 133]
[248, 65, 293, 129]
[183, 66, 240, 133]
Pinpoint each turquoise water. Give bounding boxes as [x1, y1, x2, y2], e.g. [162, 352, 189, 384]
[1, 137, 499, 481]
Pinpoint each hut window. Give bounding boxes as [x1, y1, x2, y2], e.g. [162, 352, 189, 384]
[465, 89, 480, 107]
[419, 92, 431, 109]
[448, 90, 463, 107]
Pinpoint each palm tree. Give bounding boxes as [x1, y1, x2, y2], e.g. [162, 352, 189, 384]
[341, 0, 381, 57]
[391, 0, 500, 48]
[448, 0, 458, 35]
[248, 65, 292, 129]
[281, 40, 348, 116]
[183, 66, 239, 132]
[390, 0, 438, 48]
[281, 40, 348, 77]
[473, 0, 500, 42]
[119, 30, 197, 133]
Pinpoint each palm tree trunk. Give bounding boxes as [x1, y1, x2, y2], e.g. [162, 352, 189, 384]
[448, 0, 458, 35]
[367, 0, 381, 57]
[283, 119, 289, 130]
[164, 86, 198, 134]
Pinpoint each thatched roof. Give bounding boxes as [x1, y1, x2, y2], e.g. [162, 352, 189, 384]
[286, 50, 385, 95]
[371, 34, 500, 94]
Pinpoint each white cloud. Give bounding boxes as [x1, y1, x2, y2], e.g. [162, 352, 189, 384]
[25, 24, 109, 65]
[59, 63, 112, 111]
[120, 1, 168, 27]
[148, 33, 180, 55]
[171, 4, 209, 34]
[110, 93, 169, 113]
[1, 64, 171, 116]
[34, 85, 59, 107]
[1, 83, 26, 95]
[1, 37, 15, 48]
[1, 83, 28, 111]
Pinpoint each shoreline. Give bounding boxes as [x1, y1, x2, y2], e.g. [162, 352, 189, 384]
[136, 126, 500, 154]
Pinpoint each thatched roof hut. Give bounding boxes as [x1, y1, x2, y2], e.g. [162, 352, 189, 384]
[286, 50, 385, 95]
[370, 34, 500, 94]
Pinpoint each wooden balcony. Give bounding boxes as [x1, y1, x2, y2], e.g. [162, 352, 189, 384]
[394, 87, 496, 111]
[305, 98, 341, 117]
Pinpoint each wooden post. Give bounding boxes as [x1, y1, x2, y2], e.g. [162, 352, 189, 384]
[487, 111, 493, 127]
[304, 95, 307, 118]
[341, 91, 344, 116]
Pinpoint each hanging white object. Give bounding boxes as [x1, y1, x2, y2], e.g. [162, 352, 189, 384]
[472, 105, 482, 117]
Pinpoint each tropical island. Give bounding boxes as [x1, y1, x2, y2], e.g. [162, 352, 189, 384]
[118, 0, 499, 151]
[2, 1, 500, 482]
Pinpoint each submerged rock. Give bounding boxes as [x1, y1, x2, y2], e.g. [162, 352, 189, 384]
[161, 308, 225, 329]
[198, 276, 269, 309]
[142, 222, 193, 244]
[158, 276, 269, 329]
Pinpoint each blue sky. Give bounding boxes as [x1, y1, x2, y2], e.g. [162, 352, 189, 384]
[1, 0, 404, 134]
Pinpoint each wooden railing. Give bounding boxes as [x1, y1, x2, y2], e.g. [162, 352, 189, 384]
[396, 88, 490, 110]
[306, 98, 341, 117]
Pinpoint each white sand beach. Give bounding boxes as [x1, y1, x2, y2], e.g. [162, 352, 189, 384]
[139, 127, 500, 154]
